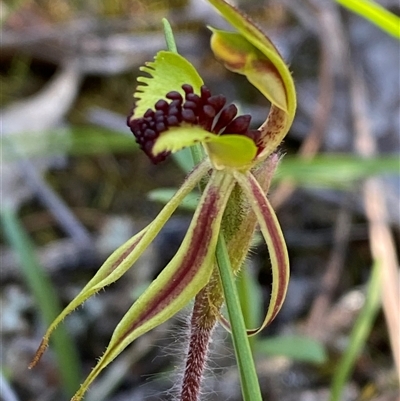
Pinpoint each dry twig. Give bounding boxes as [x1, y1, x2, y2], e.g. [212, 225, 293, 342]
[271, 0, 338, 209]
[349, 65, 400, 378]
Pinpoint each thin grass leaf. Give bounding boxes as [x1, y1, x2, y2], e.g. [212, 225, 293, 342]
[276, 155, 399, 188]
[3, 127, 137, 161]
[172, 147, 198, 173]
[236, 265, 263, 351]
[335, 0, 400, 39]
[68, 128, 137, 155]
[330, 260, 381, 401]
[256, 335, 328, 364]
[236, 265, 263, 330]
[0, 207, 81, 397]
[148, 188, 199, 210]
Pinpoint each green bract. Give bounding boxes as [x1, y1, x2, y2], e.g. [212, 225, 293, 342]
[30, 1, 296, 400]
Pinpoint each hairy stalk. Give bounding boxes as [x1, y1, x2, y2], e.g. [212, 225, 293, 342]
[179, 156, 279, 401]
[180, 271, 224, 401]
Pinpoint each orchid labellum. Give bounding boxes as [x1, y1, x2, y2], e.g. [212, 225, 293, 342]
[30, 1, 296, 400]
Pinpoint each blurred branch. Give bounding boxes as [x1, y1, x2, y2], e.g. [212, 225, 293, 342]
[86, 324, 169, 401]
[305, 196, 353, 339]
[86, 107, 130, 133]
[0, 370, 20, 401]
[271, 0, 339, 209]
[1, 215, 138, 281]
[1, 10, 206, 75]
[4, 138, 93, 249]
[350, 62, 400, 379]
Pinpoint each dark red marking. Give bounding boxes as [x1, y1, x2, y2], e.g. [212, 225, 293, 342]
[118, 185, 222, 342]
[127, 84, 261, 164]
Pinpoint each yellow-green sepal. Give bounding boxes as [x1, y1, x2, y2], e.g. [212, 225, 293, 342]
[233, 170, 290, 334]
[131, 51, 204, 119]
[207, 0, 296, 118]
[152, 126, 257, 170]
[69, 171, 236, 401]
[207, 0, 297, 158]
[209, 28, 288, 112]
[29, 160, 210, 370]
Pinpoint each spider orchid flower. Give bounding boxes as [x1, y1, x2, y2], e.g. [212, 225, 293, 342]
[29, 1, 296, 400]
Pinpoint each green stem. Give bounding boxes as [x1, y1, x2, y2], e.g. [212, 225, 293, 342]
[162, 18, 178, 53]
[162, 18, 261, 400]
[216, 235, 263, 401]
[162, 18, 206, 168]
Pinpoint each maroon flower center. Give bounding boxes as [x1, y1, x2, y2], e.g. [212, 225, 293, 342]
[127, 84, 261, 164]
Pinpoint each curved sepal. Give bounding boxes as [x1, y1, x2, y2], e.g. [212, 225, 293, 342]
[131, 51, 204, 119]
[29, 161, 210, 369]
[223, 154, 280, 273]
[69, 171, 236, 401]
[210, 29, 287, 112]
[207, 0, 296, 159]
[233, 170, 290, 334]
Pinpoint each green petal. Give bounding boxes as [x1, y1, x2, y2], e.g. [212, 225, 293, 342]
[29, 161, 210, 369]
[153, 126, 257, 170]
[130, 51, 204, 119]
[233, 170, 290, 333]
[70, 171, 236, 401]
[205, 134, 257, 170]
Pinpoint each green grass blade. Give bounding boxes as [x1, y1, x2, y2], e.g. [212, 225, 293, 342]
[172, 147, 198, 173]
[276, 155, 399, 188]
[0, 207, 81, 397]
[335, 0, 400, 39]
[148, 188, 200, 210]
[329, 260, 381, 401]
[216, 236, 263, 401]
[2, 128, 137, 160]
[256, 335, 328, 364]
[236, 265, 263, 351]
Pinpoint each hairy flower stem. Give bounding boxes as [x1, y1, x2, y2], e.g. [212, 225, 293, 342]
[179, 155, 280, 401]
[180, 272, 223, 401]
